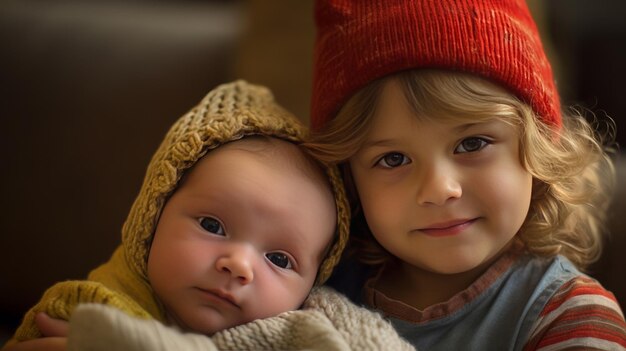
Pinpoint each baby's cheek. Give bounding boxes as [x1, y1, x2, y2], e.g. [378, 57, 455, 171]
[248, 274, 311, 320]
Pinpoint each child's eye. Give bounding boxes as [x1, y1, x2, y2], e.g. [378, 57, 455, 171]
[376, 152, 411, 168]
[455, 137, 490, 153]
[265, 252, 293, 269]
[199, 217, 225, 236]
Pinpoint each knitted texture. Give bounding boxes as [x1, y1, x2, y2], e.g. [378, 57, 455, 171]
[311, 0, 561, 131]
[11, 279, 152, 343]
[66, 287, 415, 351]
[7, 80, 350, 345]
[121, 80, 349, 285]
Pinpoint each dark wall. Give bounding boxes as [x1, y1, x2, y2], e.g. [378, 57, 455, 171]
[0, 0, 242, 337]
[545, 0, 626, 149]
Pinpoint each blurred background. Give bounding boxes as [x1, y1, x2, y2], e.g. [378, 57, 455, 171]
[1, 0, 625, 342]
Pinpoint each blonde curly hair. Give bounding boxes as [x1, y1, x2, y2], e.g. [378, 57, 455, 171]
[306, 69, 616, 271]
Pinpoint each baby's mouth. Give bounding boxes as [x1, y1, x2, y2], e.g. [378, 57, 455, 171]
[196, 287, 241, 309]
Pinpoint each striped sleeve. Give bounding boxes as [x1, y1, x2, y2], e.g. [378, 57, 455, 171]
[523, 276, 626, 351]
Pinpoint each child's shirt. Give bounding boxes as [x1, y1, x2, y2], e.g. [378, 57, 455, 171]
[364, 247, 626, 350]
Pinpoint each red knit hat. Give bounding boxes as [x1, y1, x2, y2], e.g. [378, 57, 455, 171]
[311, 0, 561, 131]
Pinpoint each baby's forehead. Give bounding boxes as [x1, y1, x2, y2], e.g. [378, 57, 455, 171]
[220, 136, 298, 156]
[219, 136, 331, 186]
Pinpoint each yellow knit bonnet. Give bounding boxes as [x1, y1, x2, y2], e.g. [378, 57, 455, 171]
[123, 80, 349, 285]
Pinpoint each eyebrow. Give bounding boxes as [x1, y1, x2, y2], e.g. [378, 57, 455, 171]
[360, 138, 398, 150]
[453, 122, 481, 133]
[360, 122, 483, 150]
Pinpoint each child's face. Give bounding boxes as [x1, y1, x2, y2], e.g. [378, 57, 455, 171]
[349, 80, 532, 276]
[147, 139, 336, 335]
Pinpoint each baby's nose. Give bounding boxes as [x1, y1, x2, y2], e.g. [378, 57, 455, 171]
[215, 245, 255, 285]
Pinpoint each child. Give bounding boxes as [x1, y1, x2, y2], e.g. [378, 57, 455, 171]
[307, 0, 626, 350]
[3, 80, 353, 347]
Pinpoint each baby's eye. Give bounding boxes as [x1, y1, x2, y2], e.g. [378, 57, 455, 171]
[377, 152, 410, 168]
[199, 217, 225, 236]
[455, 137, 490, 153]
[265, 252, 293, 269]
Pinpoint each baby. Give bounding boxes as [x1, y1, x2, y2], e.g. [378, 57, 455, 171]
[4, 80, 350, 348]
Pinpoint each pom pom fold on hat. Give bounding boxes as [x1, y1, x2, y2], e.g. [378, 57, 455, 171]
[311, 0, 561, 131]
[123, 80, 349, 285]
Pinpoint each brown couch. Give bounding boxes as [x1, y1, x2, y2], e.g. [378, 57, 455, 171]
[1, 0, 625, 344]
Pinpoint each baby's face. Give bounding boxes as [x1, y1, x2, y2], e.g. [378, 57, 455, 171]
[147, 138, 336, 335]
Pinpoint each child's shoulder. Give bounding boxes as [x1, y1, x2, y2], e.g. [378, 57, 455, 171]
[513, 251, 581, 284]
[525, 272, 626, 350]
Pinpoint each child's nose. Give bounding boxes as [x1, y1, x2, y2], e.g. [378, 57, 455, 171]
[415, 164, 462, 206]
[215, 245, 255, 285]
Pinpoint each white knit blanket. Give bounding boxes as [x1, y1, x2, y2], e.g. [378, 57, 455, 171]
[67, 287, 415, 351]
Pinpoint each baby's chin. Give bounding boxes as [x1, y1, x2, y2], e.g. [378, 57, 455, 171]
[166, 310, 242, 336]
